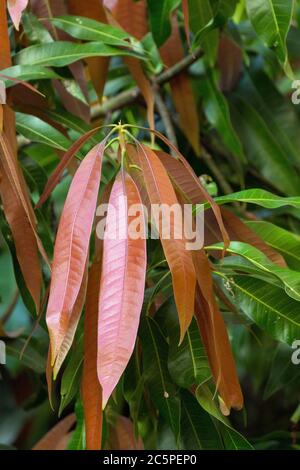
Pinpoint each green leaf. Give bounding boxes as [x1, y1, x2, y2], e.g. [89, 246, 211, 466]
[200, 71, 246, 164]
[229, 93, 300, 195]
[245, 220, 300, 270]
[147, 0, 179, 47]
[59, 337, 84, 416]
[0, 65, 60, 87]
[264, 343, 300, 399]
[219, 275, 300, 345]
[139, 316, 181, 443]
[68, 400, 85, 450]
[196, 383, 253, 450]
[15, 41, 144, 68]
[189, 0, 219, 65]
[16, 113, 70, 151]
[213, 189, 300, 209]
[245, 0, 294, 75]
[6, 338, 46, 374]
[180, 390, 224, 450]
[156, 299, 210, 388]
[51, 16, 133, 47]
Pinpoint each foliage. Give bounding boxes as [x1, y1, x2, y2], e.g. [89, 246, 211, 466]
[1, 0, 300, 451]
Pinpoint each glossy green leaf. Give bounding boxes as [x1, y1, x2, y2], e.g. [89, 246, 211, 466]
[180, 390, 223, 450]
[1, 65, 60, 86]
[219, 275, 300, 345]
[245, 0, 294, 74]
[59, 337, 84, 416]
[188, 0, 219, 65]
[199, 71, 246, 164]
[15, 41, 144, 67]
[68, 400, 85, 450]
[245, 220, 300, 270]
[213, 188, 300, 209]
[51, 16, 133, 46]
[264, 343, 300, 399]
[229, 93, 300, 195]
[16, 113, 70, 151]
[139, 316, 181, 443]
[196, 383, 253, 450]
[147, 0, 179, 47]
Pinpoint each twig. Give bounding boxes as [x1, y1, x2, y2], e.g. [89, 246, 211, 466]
[201, 147, 234, 196]
[93, 46, 203, 118]
[154, 88, 178, 149]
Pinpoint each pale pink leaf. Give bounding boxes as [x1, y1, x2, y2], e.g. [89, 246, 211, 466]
[97, 173, 146, 408]
[7, 0, 28, 30]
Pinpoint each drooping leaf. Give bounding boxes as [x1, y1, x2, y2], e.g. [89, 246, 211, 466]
[1, 65, 60, 86]
[7, 0, 28, 30]
[180, 389, 223, 450]
[46, 141, 105, 365]
[68, 400, 86, 450]
[97, 172, 147, 407]
[147, 0, 178, 47]
[127, 143, 196, 341]
[188, 0, 219, 64]
[139, 316, 181, 442]
[59, 336, 84, 415]
[199, 69, 246, 164]
[160, 14, 200, 154]
[196, 384, 253, 450]
[32, 414, 75, 450]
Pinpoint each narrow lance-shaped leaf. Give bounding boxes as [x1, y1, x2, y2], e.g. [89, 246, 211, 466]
[127, 143, 196, 341]
[97, 172, 147, 407]
[193, 250, 243, 413]
[46, 141, 105, 365]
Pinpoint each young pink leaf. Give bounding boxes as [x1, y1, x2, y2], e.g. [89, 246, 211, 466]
[46, 141, 105, 365]
[97, 173, 146, 408]
[7, 0, 28, 30]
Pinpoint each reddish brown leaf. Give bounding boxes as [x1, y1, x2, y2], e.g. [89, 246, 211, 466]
[182, 0, 191, 47]
[32, 414, 75, 450]
[218, 35, 243, 92]
[46, 142, 105, 365]
[106, 416, 144, 450]
[160, 14, 200, 154]
[193, 250, 243, 413]
[127, 143, 196, 341]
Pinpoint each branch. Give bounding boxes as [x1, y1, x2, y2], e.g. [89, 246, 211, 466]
[154, 88, 178, 149]
[92, 46, 203, 118]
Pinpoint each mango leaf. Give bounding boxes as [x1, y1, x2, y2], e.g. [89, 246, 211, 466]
[245, 0, 294, 75]
[46, 142, 105, 365]
[180, 390, 223, 450]
[196, 383, 253, 450]
[139, 316, 181, 443]
[16, 113, 70, 151]
[6, 338, 46, 374]
[156, 298, 210, 388]
[97, 173, 146, 407]
[220, 275, 300, 345]
[33, 414, 75, 450]
[210, 241, 300, 301]
[229, 93, 300, 196]
[1, 65, 60, 86]
[51, 15, 134, 46]
[68, 401, 86, 450]
[127, 144, 196, 341]
[82, 247, 103, 450]
[159, 15, 200, 154]
[245, 220, 300, 271]
[213, 188, 300, 209]
[59, 336, 84, 415]
[147, 0, 179, 47]
[7, 0, 28, 30]
[199, 70, 246, 164]
[188, 0, 219, 65]
[15, 41, 145, 67]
